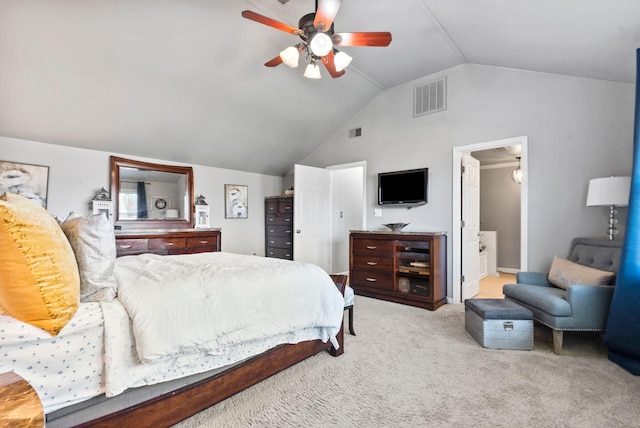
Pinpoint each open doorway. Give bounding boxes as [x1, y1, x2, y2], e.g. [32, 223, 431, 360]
[451, 136, 528, 303]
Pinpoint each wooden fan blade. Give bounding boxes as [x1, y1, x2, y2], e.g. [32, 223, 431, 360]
[332, 32, 392, 47]
[241, 10, 302, 35]
[322, 51, 346, 78]
[313, 0, 341, 31]
[265, 55, 283, 67]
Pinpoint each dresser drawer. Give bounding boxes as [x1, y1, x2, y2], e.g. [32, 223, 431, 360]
[266, 200, 279, 214]
[148, 237, 187, 252]
[266, 247, 293, 260]
[266, 213, 293, 225]
[352, 254, 394, 272]
[278, 200, 293, 214]
[350, 270, 394, 290]
[115, 238, 148, 255]
[351, 238, 394, 257]
[266, 225, 293, 237]
[187, 236, 218, 252]
[266, 236, 293, 248]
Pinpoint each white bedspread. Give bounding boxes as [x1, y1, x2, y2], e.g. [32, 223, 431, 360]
[0, 303, 105, 413]
[102, 252, 344, 396]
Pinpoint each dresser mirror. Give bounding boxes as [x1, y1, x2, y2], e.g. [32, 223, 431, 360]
[110, 156, 194, 229]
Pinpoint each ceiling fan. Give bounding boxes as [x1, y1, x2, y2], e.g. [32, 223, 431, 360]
[241, 0, 392, 79]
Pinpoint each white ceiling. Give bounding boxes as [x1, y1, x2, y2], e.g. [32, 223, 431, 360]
[1, 0, 638, 175]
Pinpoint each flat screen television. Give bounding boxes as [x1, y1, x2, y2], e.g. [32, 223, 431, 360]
[377, 168, 428, 206]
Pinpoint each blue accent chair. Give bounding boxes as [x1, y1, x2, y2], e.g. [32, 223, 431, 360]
[503, 238, 621, 354]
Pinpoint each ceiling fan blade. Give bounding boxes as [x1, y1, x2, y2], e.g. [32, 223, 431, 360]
[241, 10, 302, 35]
[332, 32, 392, 47]
[265, 55, 283, 67]
[322, 51, 345, 78]
[313, 0, 341, 31]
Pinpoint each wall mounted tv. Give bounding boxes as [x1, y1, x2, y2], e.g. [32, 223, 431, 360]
[377, 168, 428, 206]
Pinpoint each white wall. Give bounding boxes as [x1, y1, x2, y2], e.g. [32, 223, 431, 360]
[301, 64, 635, 295]
[0, 136, 283, 255]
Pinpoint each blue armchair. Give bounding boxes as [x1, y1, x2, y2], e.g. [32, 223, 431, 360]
[503, 238, 622, 354]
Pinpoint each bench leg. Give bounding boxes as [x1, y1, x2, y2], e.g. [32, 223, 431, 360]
[347, 306, 356, 336]
[552, 329, 563, 354]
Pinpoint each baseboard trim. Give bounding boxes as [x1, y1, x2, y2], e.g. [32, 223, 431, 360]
[498, 267, 520, 274]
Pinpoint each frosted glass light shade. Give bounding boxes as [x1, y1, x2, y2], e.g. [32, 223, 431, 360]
[303, 62, 321, 79]
[334, 51, 352, 72]
[309, 33, 333, 57]
[586, 176, 631, 206]
[279, 46, 299, 68]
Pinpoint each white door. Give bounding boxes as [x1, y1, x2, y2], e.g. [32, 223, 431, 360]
[294, 164, 332, 272]
[461, 153, 480, 300]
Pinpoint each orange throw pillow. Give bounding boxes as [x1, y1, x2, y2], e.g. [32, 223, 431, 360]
[0, 192, 80, 335]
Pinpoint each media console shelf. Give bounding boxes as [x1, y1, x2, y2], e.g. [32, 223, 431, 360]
[349, 231, 447, 310]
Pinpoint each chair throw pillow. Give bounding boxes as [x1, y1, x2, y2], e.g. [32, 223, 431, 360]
[0, 192, 80, 335]
[61, 214, 117, 302]
[547, 256, 615, 290]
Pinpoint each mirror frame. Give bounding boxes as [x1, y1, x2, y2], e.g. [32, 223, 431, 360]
[110, 156, 194, 230]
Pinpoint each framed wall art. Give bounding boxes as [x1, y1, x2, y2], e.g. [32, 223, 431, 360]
[224, 184, 248, 219]
[0, 160, 49, 208]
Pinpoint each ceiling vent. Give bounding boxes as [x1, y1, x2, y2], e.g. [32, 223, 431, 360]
[414, 77, 446, 117]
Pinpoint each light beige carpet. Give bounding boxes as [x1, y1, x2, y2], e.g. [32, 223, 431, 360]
[174, 296, 640, 428]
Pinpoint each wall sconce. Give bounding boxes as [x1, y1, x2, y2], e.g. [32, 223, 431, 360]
[586, 176, 631, 240]
[92, 187, 113, 225]
[511, 157, 522, 184]
[194, 194, 210, 229]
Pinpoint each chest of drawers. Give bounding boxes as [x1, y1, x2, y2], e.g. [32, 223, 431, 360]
[115, 229, 221, 257]
[350, 231, 447, 310]
[265, 197, 293, 260]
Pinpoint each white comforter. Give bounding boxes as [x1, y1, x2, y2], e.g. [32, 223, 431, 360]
[101, 252, 344, 396]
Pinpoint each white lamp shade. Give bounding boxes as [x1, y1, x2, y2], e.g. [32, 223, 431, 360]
[279, 46, 299, 68]
[334, 51, 352, 72]
[309, 33, 333, 57]
[303, 63, 321, 79]
[586, 176, 631, 207]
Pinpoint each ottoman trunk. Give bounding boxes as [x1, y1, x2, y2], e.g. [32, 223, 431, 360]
[465, 298, 534, 350]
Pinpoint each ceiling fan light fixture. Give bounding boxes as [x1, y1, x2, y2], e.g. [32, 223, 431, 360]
[303, 61, 321, 79]
[334, 51, 352, 72]
[279, 46, 300, 68]
[309, 32, 333, 57]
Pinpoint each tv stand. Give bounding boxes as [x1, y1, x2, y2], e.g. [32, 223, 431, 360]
[349, 231, 447, 310]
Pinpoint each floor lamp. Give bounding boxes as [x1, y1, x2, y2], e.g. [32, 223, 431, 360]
[586, 176, 631, 240]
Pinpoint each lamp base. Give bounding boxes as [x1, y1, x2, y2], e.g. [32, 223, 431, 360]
[607, 205, 619, 241]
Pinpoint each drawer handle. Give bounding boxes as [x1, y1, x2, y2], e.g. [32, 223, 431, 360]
[269, 229, 275, 233]
[269, 219, 274, 222]
[286, 241, 292, 245]
[269, 252, 275, 255]
[284, 206, 291, 210]
[199, 240, 208, 244]
[166, 242, 174, 246]
[366, 261, 378, 266]
[285, 218, 291, 222]
[285, 253, 291, 257]
[270, 240, 275, 244]
[118, 244, 132, 249]
[366, 277, 377, 282]
[366, 246, 377, 250]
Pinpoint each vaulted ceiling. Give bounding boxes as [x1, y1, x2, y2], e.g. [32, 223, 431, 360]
[1, 1, 639, 175]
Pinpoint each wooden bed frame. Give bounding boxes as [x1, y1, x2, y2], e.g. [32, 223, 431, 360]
[69, 274, 347, 428]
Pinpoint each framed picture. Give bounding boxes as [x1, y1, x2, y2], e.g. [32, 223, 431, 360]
[224, 184, 248, 219]
[0, 160, 49, 208]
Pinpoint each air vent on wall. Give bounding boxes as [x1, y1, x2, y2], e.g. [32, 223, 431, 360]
[349, 127, 362, 138]
[414, 77, 446, 117]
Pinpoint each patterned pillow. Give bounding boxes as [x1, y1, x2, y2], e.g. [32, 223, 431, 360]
[547, 256, 615, 290]
[61, 214, 117, 302]
[0, 192, 80, 335]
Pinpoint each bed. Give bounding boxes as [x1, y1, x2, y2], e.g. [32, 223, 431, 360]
[0, 193, 345, 427]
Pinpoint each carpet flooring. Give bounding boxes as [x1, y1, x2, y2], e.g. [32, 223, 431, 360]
[173, 296, 640, 428]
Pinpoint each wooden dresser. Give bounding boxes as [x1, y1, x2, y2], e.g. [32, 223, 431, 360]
[114, 229, 221, 257]
[265, 196, 294, 260]
[349, 231, 447, 310]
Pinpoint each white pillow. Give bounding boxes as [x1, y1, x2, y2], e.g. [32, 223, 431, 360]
[61, 214, 117, 301]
